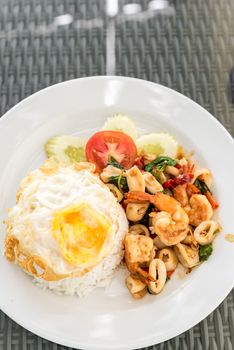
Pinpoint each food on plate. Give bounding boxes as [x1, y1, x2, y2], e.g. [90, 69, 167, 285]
[4, 159, 128, 296]
[136, 133, 178, 158]
[102, 114, 138, 139]
[45, 135, 86, 164]
[85, 130, 137, 172]
[113, 148, 220, 298]
[4, 115, 221, 299]
[224, 234, 234, 243]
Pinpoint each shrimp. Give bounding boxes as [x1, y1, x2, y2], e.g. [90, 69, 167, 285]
[181, 162, 195, 176]
[188, 194, 213, 227]
[151, 211, 189, 246]
[173, 184, 189, 207]
[125, 191, 189, 222]
[124, 191, 152, 204]
[125, 191, 189, 245]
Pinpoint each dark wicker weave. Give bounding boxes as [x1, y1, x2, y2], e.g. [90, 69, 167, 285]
[0, 1, 233, 349]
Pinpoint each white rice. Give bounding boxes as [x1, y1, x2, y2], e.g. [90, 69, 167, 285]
[7, 165, 129, 297]
[33, 214, 126, 297]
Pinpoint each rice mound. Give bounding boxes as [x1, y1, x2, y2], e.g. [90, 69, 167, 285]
[33, 209, 127, 297]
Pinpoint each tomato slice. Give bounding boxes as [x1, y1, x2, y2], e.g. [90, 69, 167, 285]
[85, 131, 137, 172]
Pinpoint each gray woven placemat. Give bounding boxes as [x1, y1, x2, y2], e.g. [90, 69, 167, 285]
[0, 0, 234, 349]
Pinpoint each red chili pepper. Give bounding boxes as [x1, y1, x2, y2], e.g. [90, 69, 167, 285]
[167, 270, 174, 278]
[162, 179, 174, 189]
[163, 173, 194, 189]
[205, 191, 219, 209]
[175, 163, 182, 169]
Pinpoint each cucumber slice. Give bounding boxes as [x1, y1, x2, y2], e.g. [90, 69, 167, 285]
[136, 133, 178, 158]
[45, 135, 86, 164]
[102, 114, 138, 139]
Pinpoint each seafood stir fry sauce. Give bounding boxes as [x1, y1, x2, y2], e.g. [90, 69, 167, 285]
[100, 153, 220, 299]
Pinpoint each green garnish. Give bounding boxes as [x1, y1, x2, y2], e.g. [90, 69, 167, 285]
[44, 135, 86, 164]
[144, 156, 177, 173]
[138, 144, 163, 155]
[199, 244, 213, 261]
[108, 174, 129, 193]
[194, 178, 211, 194]
[64, 146, 86, 162]
[107, 156, 124, 169]
[139, 204, 154, 226]
[151, 169, 163, 183]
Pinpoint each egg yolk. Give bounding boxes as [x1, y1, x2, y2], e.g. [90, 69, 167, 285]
[52, 203, 111, 266]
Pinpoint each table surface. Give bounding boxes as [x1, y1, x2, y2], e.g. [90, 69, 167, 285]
[0, 0, 234, 349]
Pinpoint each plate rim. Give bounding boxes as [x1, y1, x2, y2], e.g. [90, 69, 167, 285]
[0, 75, 234, 350]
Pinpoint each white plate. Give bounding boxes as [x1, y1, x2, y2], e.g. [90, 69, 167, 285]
[0, 76, 234, 350]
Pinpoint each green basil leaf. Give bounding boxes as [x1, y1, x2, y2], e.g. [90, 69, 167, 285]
[144, 156, 177, 173]
[194, 178, 211, 194]
[108, 175, 129, 192]
[107, 156, 124, 169]
[199, 244, 213, 261]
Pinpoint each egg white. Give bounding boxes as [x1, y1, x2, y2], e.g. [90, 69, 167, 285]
[6, 162, 128, 278]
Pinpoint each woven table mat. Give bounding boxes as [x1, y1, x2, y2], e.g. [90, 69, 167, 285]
[0, 0, 234, 349]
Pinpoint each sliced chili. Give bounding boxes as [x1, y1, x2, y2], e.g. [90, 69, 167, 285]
[163, 173, 194, 189]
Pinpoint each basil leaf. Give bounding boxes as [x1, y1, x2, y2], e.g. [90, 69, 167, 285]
[144, 156, 177, 173]
[194, 178, 211, 194]
[108, 175, 129, 192]
[139, 204, 155, 226]
[107, 156, 124, 169]
[199, 244, 213, 261]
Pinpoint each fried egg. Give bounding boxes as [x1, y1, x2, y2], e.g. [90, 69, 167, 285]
[5, 160, 128, 281]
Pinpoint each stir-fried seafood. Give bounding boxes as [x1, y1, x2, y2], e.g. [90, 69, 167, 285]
[46, 117, 220, 299]
[100, 151, 219, 299]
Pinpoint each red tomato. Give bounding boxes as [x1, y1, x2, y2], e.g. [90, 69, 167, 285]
[85, 131, 137, 172]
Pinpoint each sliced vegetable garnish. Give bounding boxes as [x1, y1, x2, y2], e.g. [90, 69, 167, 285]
[85, 130, 137, 172]
[136, 133, 178, 158]
[45, 135, 86, 164]
[144, 156, 177, 173]
[102, 114, 138, 139]
[199, 244, 213, 261]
